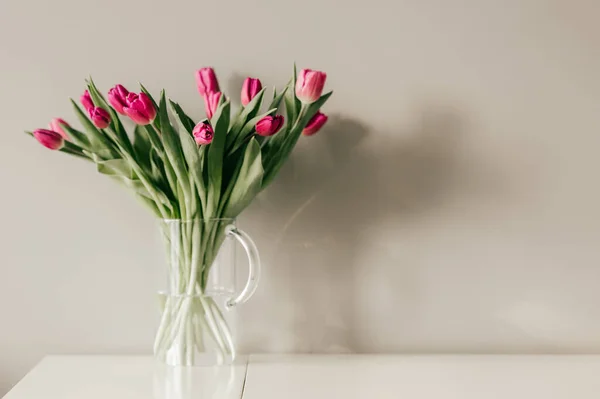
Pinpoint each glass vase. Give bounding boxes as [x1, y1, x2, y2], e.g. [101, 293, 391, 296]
[154, 218, 260, 366]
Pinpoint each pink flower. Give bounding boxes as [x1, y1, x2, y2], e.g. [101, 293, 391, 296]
[241, 77, 262, 106]
[123, 92, 157, 125]
[205, 91, 221, 120]
[89, 107, 111, 129]
[195, 67, 220, 97]
[192, 121, 214, 145]
[80, 90, 94, 112]
[255, 115, 284, 137]
[302, 111, 328, 136]
[295, 69, 327, 104]
[33, 129, 64, 150]
[107, 84, 130, 114]
[49, 118, 70, 140]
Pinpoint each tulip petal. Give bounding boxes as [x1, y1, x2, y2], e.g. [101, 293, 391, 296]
[302, 111, 328, 136]
[124, 107, 150, 125]
[33, 129, 64, 150]
[49, 118, 70, 140]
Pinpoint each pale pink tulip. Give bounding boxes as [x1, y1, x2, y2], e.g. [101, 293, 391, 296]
[255, 115, 284, 136]
[205, 91, 221, 120]
[302, 111, 328, 136]
[241, 77, 262, 106]
[89, 107, 111, 129]
[192, 121, 214, 145]
[295, 69, 327, 104]
[49, 118, 70, 140]
[107, 84, 130, 114]
[195, 67, 220, 97]
[123, 92, 156, 125]
[33, 129, 64, 150]
[80, 90, 94, 111]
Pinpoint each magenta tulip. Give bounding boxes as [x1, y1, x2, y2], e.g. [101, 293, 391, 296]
[204, 91, 221, 120]
[241, 77, 262, 106]
[255, 115, 284, 137]
[80, 90, 94, 112]
[107, 84, 130, 114]
[123, 92, 157, 125]
[49, 118, 70, 140]
[89, 107, 111, 129]
[33, 129, 64, 150]
[192, 121, 214, 145]
[195, 67, 220, 97]
[295, 69, 327, 104]
[302, 111, 328, 136]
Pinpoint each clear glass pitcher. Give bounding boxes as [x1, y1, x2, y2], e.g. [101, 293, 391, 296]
[155, 218, 260, 366]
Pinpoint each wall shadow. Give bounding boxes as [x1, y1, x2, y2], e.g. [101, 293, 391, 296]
[240, 104, 473, 353]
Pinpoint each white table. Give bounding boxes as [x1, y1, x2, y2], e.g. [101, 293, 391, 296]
[5, 355, 600, 398]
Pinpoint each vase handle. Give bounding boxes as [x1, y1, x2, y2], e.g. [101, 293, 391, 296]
[224, 225, 261, 308]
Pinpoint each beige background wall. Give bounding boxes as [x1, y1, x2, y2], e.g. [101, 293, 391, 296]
[1, 0, 600, 394]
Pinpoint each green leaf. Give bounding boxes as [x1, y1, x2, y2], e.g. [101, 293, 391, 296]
[132, 125, 151, 169]
[169, 100, 195, 134]
[269, 86, 288, 111]
[284, 65, 299, 122]
[158, 91, 190, 197]
[94, 158, 171, 210]
[143, 124, 164, 154]
[222, 138, 263, 218]
[60, 142, 91, 160]
[206, 98, 230, 217]
[60, 124, 91, 150]
[179, 126, 207, 216]
[228, 88, 266, 137]
[263, 90, 333, 188]
[95, 158, 135, 179]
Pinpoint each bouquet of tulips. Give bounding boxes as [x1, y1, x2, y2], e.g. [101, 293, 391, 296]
[26, 66, 331, 364]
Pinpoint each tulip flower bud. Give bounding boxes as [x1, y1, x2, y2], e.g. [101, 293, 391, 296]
[295, 69, 327, 104]
[33, 128, 64, 150]
[123, 92, 157, 125]
[192, 121, 214, 145]
[205, 91, 221, 120]
[108, 84, 130, 114]
[89, 107, 111, 129]
[80, 90, 94, 112]
[302, 111, 328, 136]
[241, 77, 262, 106]
[195, 67, 220, 97]
[49, 118, 70, 140]
[255, 115, 284, 137]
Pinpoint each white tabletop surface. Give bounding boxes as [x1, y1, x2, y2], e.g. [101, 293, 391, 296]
[5, 354, 600, 398]
[3, 355, 247, 399]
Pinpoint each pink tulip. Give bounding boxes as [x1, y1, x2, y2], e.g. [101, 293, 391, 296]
[123, 92, 157, 125]
[192, 121, 214, 145]
[89, 107, 111, 129]
[295, 69, 327, 104]
[33, 129, 64, 150]
[302, 111, 328, 136]
[204, 91, 221, 120]
[195, 67, 220, 97]
[49, 118, 70, 140]
[80, 90, 94, 112]
[255, 115, 284, 137]
[241, 77, 262, 106]
[107, 84, 130, 114]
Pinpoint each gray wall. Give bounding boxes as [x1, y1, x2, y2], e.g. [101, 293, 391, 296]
[2, 0, 600, 394]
